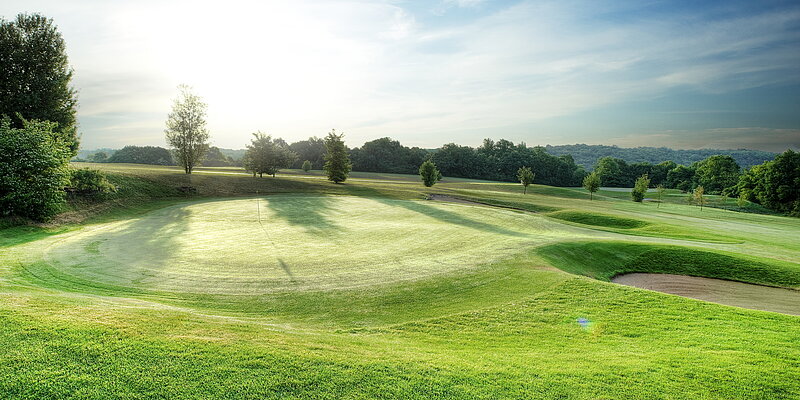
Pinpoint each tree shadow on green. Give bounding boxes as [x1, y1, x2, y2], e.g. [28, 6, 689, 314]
[258, 195, 342, 235]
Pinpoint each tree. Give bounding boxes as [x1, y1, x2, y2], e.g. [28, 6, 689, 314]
[0, 14, 79, 155]
[656, 184, 666, 208]
[88, 152, 108, 163]
[288, 137, 325, 169]
[202, 146, 235, 167]
[666, 165, 696, 192]
[583, 172, 601, 200]
[323, 130, 352, 183]
[631, 174, 650, 202]
[736, 150, 800, 216]
[165, 85, 209, 174]
[693, 155, 740, 194]
[517, 166, 535, 194]
[243, 132, 297, 177]
[107, 146, 174, 165]
[693, 186, 707, 211]
[0, 117, 71, 221]
[350, 137, 428, 174]
[419, 159, 442, 187]
[301, 160, 312, 172]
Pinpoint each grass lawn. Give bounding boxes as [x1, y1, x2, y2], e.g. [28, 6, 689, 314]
[1, 164, 799, 399]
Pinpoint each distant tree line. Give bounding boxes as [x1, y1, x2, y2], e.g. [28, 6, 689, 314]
[544, 144, 776, 170]
[432, 139, 586, 186]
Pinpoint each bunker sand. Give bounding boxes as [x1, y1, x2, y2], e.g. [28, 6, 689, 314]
[613, 273, 800, 315]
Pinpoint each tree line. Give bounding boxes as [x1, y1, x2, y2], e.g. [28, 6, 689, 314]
[2, 13, 797, 220]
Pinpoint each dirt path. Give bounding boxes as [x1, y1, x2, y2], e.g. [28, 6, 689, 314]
[612, 273, 800, 316]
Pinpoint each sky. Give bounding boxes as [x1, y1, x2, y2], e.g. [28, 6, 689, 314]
[2, 0, 799, 152]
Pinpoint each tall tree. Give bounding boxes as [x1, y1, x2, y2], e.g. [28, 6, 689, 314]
[583, 172, 601, 200]
[323, 129, 351, 183]
[165, 85, 209, 174]
[0, 13, 79, 154]
[693, 155, 740, 194]
[419, 159, 442, 187]
[517, 166, 535, 194]
[736, 150, 800, 216]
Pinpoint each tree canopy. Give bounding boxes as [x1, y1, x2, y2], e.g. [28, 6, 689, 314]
[165, 85, 209, 174]
[419, 159, 442, 187]
[0, 13, 79, 155]
[107, 146, 174, 165]
[323, 130, 352, 184]
[243, 132, 297, 177]
[351, 137, 429, 174]
[0, 117, 71, 220]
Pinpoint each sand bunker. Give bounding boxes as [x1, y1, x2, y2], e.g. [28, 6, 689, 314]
[613, 273, 800, 316]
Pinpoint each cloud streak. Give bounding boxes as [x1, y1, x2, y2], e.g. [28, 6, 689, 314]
[1, 0, 798, 151]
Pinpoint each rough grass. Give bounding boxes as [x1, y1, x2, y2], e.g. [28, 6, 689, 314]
[547, 210, 649, 229]
[1, 163, 800, 399]
[538, 241, 800, 288]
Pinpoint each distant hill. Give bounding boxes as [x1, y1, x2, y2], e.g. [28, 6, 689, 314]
[543, 144, 777, 169]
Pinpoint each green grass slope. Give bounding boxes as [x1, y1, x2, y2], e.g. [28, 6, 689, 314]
[1, 163, 799, 399]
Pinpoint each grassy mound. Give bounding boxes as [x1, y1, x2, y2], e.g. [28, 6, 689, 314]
[538, 241, 800, 288]
[547, 210, 649, 229]
[15, 195, 581, 298]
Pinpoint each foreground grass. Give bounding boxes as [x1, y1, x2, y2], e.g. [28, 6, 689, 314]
[1, 163, 799, 399]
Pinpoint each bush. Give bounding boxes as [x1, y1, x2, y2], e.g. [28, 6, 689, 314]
[68, 168, 117, 199]
[0, 118, 71, 221]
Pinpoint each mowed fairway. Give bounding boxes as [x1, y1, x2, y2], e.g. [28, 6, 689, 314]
[2, 165, 800, 399]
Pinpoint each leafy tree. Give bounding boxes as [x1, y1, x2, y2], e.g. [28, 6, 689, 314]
[88, 152, 108, 163]
[736, 150, 800, 216]
[107, 146, 174, 165]
[693, 186, 707, 211]
[656, 184, 666, 208]
[243, 132, 297, 177]
[693, 155, 740, 194]
[288, 137, 325, 169]
[419, 159, 442, 187]
[631, 174, 650, 202]
[666, 165, 695, 192]
[583, 172, 601, 200]
[517, 166, 535, 194]
[202, 146, 235, 167]
[301, 160, 312, 172]
[0, 117, 71, 221]
[0, 14, 79, 155]
[351, 137, 428, 174]
[323, 129, 351, 183]
[165, 85, 209, 174]
[594, 157, 627, 187]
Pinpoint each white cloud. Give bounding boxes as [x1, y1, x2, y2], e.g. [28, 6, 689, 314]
[1, 0, 798, 150]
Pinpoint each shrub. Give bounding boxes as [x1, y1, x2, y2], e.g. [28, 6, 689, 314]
[68, 168, 117, 199]
[0, 118, 71, 221]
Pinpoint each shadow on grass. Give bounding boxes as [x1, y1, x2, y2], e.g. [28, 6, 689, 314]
[259, 195, 342, 235]
[349, 185, 530, 238]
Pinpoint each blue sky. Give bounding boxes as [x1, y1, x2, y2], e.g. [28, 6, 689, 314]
[2, 0, 798, 151]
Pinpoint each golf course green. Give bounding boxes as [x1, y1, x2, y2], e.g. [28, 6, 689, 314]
[1, 164, 799, 399]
